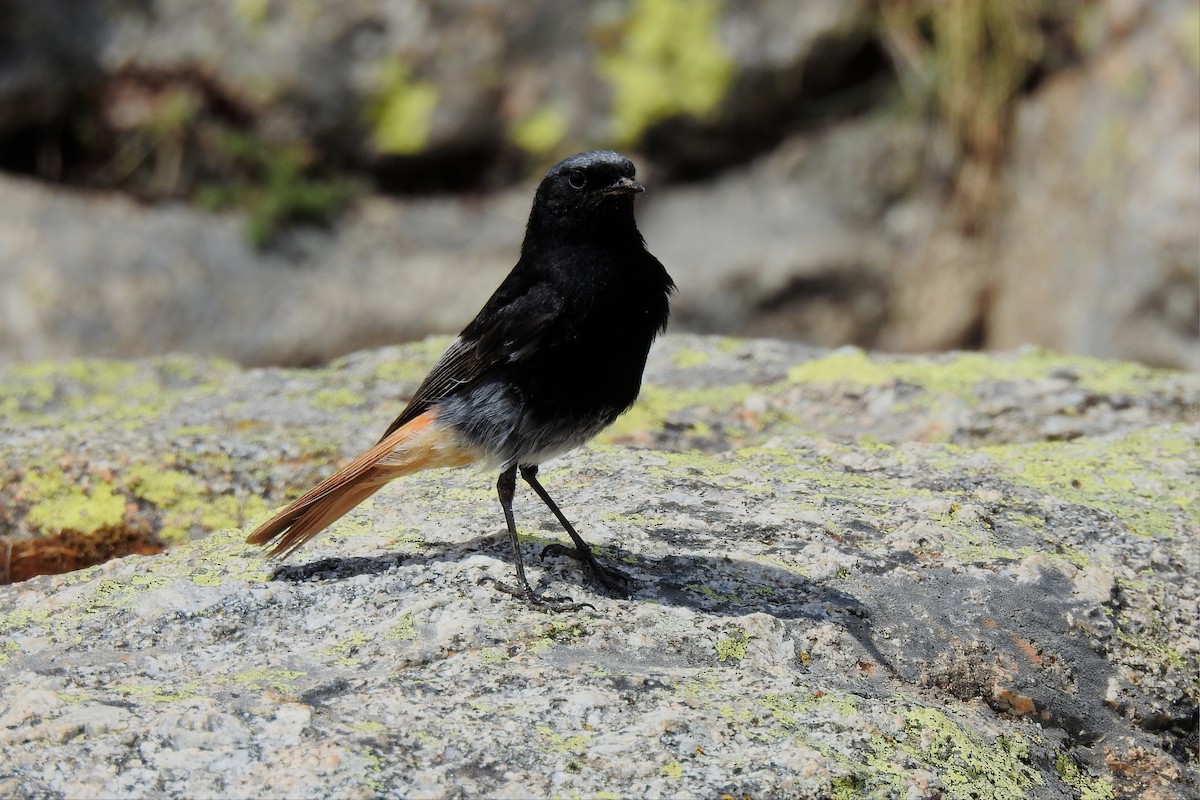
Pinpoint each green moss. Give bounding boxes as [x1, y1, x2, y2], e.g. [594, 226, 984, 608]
[509, 106, 569, 154]
[0, 609, 54, 664]
[598, 0, 734, 145]
[822, 692, 861, 719]
[919, 502, 1035, 563]
[421, 483, 492, 522]
[162, 353, 238, 380]
[204, 494, 260, 535]
[366, 58, 439, 155]
[678, 669, 722, 699]
[195, 132, 360, 247]
[646, 446, 923, 520]
[0, 363, 59, 415]
[21, 468, 127, 534]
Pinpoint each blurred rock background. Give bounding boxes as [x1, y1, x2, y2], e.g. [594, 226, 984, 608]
[0, 0, 1196, 369]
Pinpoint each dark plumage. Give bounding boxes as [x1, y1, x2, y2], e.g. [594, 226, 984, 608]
[247, 150, 674, 608]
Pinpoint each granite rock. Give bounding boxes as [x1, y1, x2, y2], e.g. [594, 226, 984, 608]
[2, 335, 1197, 797]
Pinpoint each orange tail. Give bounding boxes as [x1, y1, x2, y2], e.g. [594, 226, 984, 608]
[246, 409, 478, 560]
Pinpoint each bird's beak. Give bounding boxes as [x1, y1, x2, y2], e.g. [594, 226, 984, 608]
[602, 176, 645, 196]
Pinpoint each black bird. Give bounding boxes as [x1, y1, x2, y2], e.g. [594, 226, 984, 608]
[247, 150, 675, 608]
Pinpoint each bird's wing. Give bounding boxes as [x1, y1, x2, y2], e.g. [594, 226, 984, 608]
[376, 271, 562, 442]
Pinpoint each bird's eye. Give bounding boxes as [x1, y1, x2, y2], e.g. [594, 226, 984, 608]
[567, 170, 587, 190]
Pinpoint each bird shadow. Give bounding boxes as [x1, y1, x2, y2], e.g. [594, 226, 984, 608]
[270, 554, 406, 582]
[264, 525, 892, 678]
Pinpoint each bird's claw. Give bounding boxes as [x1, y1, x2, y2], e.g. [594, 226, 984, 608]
[539, 544, 634, 595]
[478, 575, 595, 613]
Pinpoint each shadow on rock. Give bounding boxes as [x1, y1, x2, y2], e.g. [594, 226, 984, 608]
[857, 567, 1121, 750]
[269, 554, 407, 582]
[262, 526, 895, 681]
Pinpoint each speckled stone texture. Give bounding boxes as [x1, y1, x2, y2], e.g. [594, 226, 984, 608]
[1, 335, 1197, 798]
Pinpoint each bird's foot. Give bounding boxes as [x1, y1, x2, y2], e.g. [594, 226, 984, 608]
[478, 575, 595, 613]
[540, 544, 634, 595]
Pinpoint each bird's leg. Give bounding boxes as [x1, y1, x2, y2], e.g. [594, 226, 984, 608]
[482, 465, 592, 612]
[520, 465, 632, 595]
[496, 465, 533, 592]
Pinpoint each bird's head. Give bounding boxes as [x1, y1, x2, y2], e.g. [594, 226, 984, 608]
[529, 150, 645, 230]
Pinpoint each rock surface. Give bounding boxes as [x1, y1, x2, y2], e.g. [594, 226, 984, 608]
[2, 335, 1198, 798]
[982, 0, 1200, 371]
[1, 0, 867, 172]
[0, 175, 529, 366]
[1, 0, 1196, 371]
[0, 112, 924, 366]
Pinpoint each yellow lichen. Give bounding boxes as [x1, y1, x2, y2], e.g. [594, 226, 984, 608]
[598, 0, 733, 145]
[509, 106, 569, 154]
[367, 59, 439, 155]
[233, 669, 308, 693]
[20, 468, 127, 534]
[787, 347, 1180, 399]
[1180, 7, 1200, 72]
[715, 626, 751, 662]
[127, 464, 260, 545]
[670, 349, 711, 369]
[384, 613, 417, 641]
